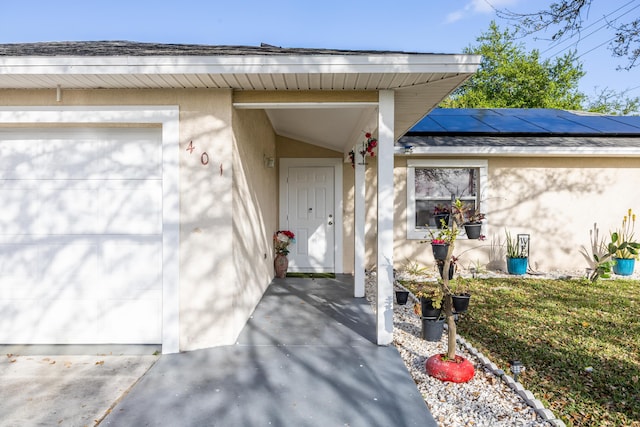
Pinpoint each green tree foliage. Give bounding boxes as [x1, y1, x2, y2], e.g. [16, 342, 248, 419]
[586, 87, 640, 115]
[441, 22, 586, 109]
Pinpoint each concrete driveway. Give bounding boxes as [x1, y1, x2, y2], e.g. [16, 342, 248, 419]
[0, 350, 157, 427]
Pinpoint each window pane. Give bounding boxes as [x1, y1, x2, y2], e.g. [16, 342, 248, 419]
[415, 168, 477, 198]
[416, 199, 454, 228]
[414, 168, 478, 228]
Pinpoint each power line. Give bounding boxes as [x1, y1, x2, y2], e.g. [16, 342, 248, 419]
[540, 0, 640, 57]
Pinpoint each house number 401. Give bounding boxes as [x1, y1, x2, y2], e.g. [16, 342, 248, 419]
[185, 141, 210, 166]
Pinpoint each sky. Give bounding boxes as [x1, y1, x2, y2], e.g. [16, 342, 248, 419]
[0, 0, 638, 101]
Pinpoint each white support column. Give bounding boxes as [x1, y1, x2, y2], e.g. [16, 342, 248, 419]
[354, 160, 366, 297]
[376, 90, 395, 345]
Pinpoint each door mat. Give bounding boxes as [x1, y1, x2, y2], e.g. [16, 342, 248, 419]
[285, 273, 336, 279]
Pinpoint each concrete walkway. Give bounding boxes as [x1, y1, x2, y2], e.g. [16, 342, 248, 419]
[101, 275, 437, 426]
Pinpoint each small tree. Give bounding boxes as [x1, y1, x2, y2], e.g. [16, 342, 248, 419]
[436, 198, 464, 360]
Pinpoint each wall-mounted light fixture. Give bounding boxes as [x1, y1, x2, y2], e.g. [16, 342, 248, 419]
[263, 155, 275, 168]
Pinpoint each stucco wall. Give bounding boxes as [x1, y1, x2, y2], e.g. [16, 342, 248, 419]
[391, 155, 640, 274]
[231, 108, 278, 344]
[0, 88, 236, 351]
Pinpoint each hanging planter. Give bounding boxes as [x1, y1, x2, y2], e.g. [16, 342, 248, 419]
[463, 223, 482, 239]
[452, 294, 471, 313]
[432, 243, 449, 260]
[395, 290, 410, 305]
[437, 261, 455, 280]
[421, 317, 445, 342]
[420, 297, 442, 319]
[434, 213, 450, 229]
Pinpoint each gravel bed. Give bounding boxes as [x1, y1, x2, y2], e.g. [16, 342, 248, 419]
[364, 271, 553, 427]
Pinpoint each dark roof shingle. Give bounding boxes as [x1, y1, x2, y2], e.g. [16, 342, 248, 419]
[0, 41, 421, 57]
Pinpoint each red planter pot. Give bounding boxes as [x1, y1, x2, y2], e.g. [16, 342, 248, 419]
[425, 354, 475, 383]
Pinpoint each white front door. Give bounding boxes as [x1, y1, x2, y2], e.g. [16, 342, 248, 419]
[283, 166, 335, 273]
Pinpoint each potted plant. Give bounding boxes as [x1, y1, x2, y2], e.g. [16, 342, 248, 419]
[273, 230, 295, 278]
[400, 279, 443, 319]
[425, 222, 459, 261]
[608, 209, 640, 276]
[403, 280, 446, 342]
[450, 278, 471, 313]
[452, 200, 486, 240]
[395, 289, 410, 305]
[580, 223, 615, 282]
[505, 229, 528, 275]
[433, 204, 451, 229]
[462, 210, 485, 239]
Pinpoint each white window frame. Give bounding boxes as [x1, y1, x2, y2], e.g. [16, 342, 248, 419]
[406, 159, 488, 240]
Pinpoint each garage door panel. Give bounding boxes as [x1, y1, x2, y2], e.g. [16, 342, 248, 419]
[0, 298, 98, 343]
[102, 133, 162, 179]
[99, 295, 161, 343]
[0, 187, 41, 235]
[38, 188, 99, 235]
[101, 239, 162, 293]
[40, 138, 101, 180]
[0, 243, 41, 286]
[41, 243, 99, 290]
[0, 139, 40, 179]
[36, 298, 98, 343]
[99, 182, 162, 234]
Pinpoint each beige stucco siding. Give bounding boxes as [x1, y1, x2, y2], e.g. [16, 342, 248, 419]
[231, 108, 278, 345]
[363, 156, 640, 274]
[488, 157, 640, 271]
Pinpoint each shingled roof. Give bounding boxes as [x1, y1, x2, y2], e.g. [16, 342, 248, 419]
[0, 41, 421, 57]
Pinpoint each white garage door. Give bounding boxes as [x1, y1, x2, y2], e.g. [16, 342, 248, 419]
[0, 127, 163, 344]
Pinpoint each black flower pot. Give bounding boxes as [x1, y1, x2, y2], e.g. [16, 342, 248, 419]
[464, 223, 482, 239]
[420, 297, 442, 319]
[421, 316, 445, 342]
[452, 294, 471, 313]
[434, 214, 450, 229]
[432, 243, 449, 260]
[438, 263, 455, 280]
[395, 290, 409, 305]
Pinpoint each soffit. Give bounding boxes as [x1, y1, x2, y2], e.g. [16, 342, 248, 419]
[0, 48, 481, 152]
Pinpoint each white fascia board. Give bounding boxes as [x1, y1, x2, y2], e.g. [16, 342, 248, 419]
[395, 146, 640, 157]
[233, 102, 379, 109]
[0, 54, 482, 75]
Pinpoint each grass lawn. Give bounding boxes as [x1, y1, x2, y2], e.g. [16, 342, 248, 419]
[455, 277, 639, 427]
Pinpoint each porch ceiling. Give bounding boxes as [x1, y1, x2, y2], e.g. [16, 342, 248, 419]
[0, 46, 480, 151]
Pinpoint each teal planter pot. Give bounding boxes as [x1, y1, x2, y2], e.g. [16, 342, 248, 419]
[613, 258, 635, 276]
[506, 257, 528, 275]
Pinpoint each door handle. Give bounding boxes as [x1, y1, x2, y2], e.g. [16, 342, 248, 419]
[328, 214, 333, 226]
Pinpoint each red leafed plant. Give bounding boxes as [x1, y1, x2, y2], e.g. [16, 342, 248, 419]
[349, 132, 378, 167]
